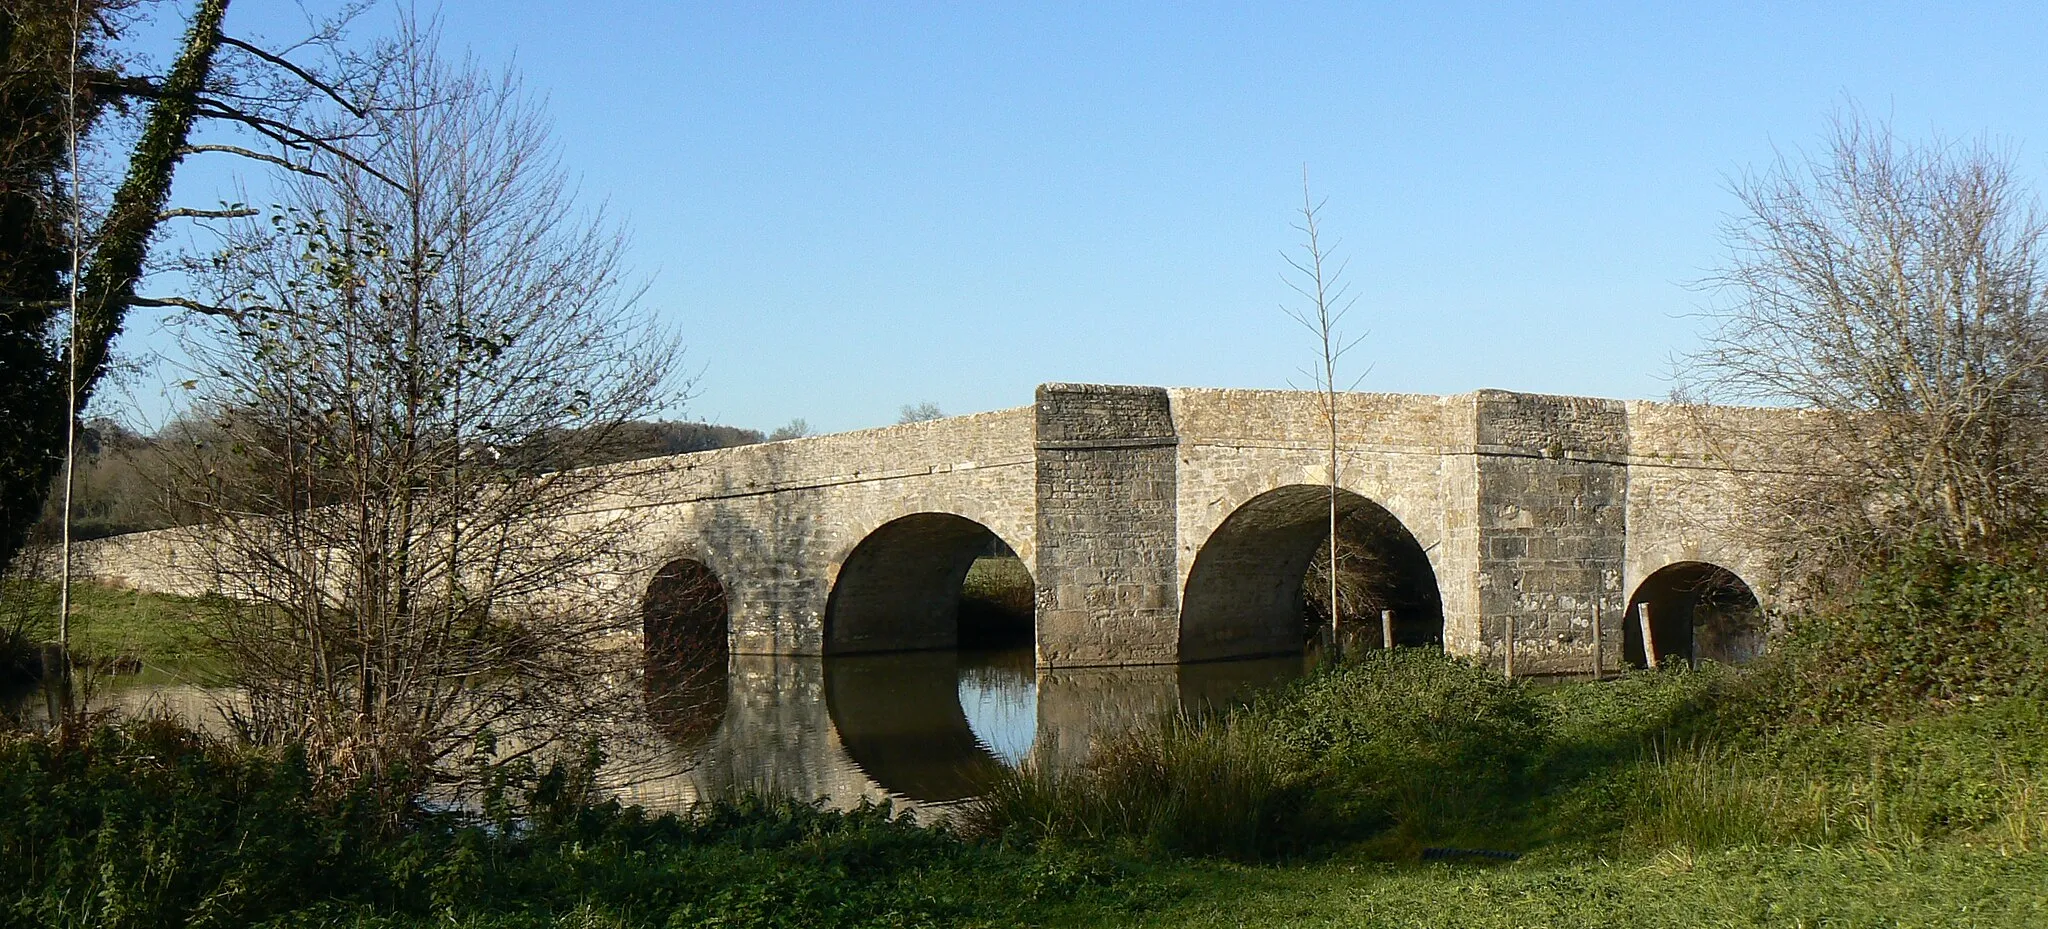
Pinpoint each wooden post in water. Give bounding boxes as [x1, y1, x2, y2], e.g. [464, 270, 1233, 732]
[1638, 602, 1660, 670]
[1380, 609, 1394, 650]
[1590, 601, 1604, 680]
[1502, 616, 1516, 679]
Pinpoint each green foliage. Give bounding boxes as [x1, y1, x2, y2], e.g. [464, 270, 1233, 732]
[0, 0, 119, 576]
[0, 719, 390, 928]
[1761, 543, 2048, 722]
[1269, 650, 1549, 844]
[0, 0, 228, 573]
[967, 710, 1316, 861]
[0, 721, 1150, 929]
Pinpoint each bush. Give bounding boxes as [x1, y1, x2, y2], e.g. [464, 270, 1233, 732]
[1268, 649, 1550, 844]
[1764, 543, 2048, 722]
[0, 720, 1147, 928]
[0, 719, 391, 928]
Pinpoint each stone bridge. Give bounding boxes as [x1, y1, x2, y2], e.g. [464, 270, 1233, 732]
[89, 383, 1795, 674]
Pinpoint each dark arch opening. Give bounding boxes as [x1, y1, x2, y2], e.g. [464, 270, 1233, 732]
[642, 559, 730, 749]
[1180, 485, 1443, 662]
[1622, 562, 1764, 669]
[825, 513, 1034, 654]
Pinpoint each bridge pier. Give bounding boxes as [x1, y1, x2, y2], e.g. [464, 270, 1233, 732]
[1032, 384, 1182, 666]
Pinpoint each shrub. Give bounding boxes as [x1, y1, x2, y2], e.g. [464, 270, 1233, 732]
[1764, 543, 2048, 722]
[0, 720, 1145, 928]
[0, 719, 391, 928]
[1267, 649, 1550, 844]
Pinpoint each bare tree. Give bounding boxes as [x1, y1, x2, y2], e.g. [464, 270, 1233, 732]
[768, 418, 812, 441]
[1281, 171, 1365, 641]
[898, 401, 943, 424]
[169, 15, 685, 793]
[1684, 112, 2048, 576]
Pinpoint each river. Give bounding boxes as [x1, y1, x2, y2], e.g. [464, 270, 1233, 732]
[5, 646, 1305, 815]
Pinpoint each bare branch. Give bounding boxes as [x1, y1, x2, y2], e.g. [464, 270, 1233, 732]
[218, 34, 368, 118]
[158, 207, 258, 221]
[125, 295, 246, 317]
[181, 143, 332, 179]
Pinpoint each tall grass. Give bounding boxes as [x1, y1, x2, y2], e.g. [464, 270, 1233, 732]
[967, 650, 1549, 859]
[964, 709, 1316, 860]
[1620, 697, 2048, 851]
[966, 644, 2048, 863]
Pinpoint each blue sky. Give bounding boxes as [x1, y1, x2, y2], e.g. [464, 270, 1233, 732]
[131, 2, 2048, 435]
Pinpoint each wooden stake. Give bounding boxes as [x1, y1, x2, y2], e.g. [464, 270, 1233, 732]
[1380, 609, 1394, 650]
[1591, 601, 1603, 680]
[1638, 602, 1659, 670]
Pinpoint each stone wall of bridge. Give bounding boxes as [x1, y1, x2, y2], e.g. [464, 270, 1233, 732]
[76, 383, 1799, 672]
[596, 406, 1040, 656]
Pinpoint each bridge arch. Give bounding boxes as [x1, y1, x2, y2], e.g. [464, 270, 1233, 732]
[643, 557, 731, 668]
[825, 512, 1035, 654]
[1622, 561, 1764, 668]
[642, 556, 732, 750]
[1180, 484, 1443, 662]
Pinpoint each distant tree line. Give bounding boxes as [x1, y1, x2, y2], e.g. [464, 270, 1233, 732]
[29, 416, 765, 542]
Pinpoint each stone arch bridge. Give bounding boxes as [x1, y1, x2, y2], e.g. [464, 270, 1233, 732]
[89, 384, 1795, 674]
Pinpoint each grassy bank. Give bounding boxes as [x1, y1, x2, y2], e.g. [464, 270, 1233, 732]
[968, 648, 2048, 864]
[0, 580, 218, 671]
[0, 720, 1158, 929]
[7, 545, 2048, 925]
[6, 704, 2047, 928]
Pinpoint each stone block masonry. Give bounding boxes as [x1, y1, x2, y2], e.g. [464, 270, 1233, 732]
[79, 384, 1799, 672]
[1032, 384, 1182, 665]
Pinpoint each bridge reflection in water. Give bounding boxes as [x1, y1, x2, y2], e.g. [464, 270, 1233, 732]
[609, 648, 1304, 815]
[4, 648, 1302, 816]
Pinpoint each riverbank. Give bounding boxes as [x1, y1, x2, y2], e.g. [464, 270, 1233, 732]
[1, 579, 217, 674]
[7, 547, 2048, 925]
[7, 663, 2047, 926]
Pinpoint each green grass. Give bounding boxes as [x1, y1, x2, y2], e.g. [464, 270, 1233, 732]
[8, 669, 2048, 926]
[0, 579, 219, 666]
[11, 717, 2046, 929]
[1061, 844, 2048, 928]
[961, 555, 1033, 614]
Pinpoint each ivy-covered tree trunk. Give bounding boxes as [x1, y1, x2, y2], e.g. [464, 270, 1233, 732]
[0, 0, 229, 572]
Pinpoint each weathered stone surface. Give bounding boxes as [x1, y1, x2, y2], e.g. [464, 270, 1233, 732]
[80, 385, 1800, 672]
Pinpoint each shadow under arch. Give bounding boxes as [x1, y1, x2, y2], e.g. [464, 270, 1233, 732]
[825, 512, 1034, 654]
[642, 558, 731, 751]
[1623, 561, 1764, 669]
[1181, 485, 1443, 662]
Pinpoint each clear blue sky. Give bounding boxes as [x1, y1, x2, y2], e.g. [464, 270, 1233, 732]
[134, 2, 2048, 435]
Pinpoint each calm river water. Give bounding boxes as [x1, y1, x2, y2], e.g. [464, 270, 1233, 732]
[7, 647, 1304, 815]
